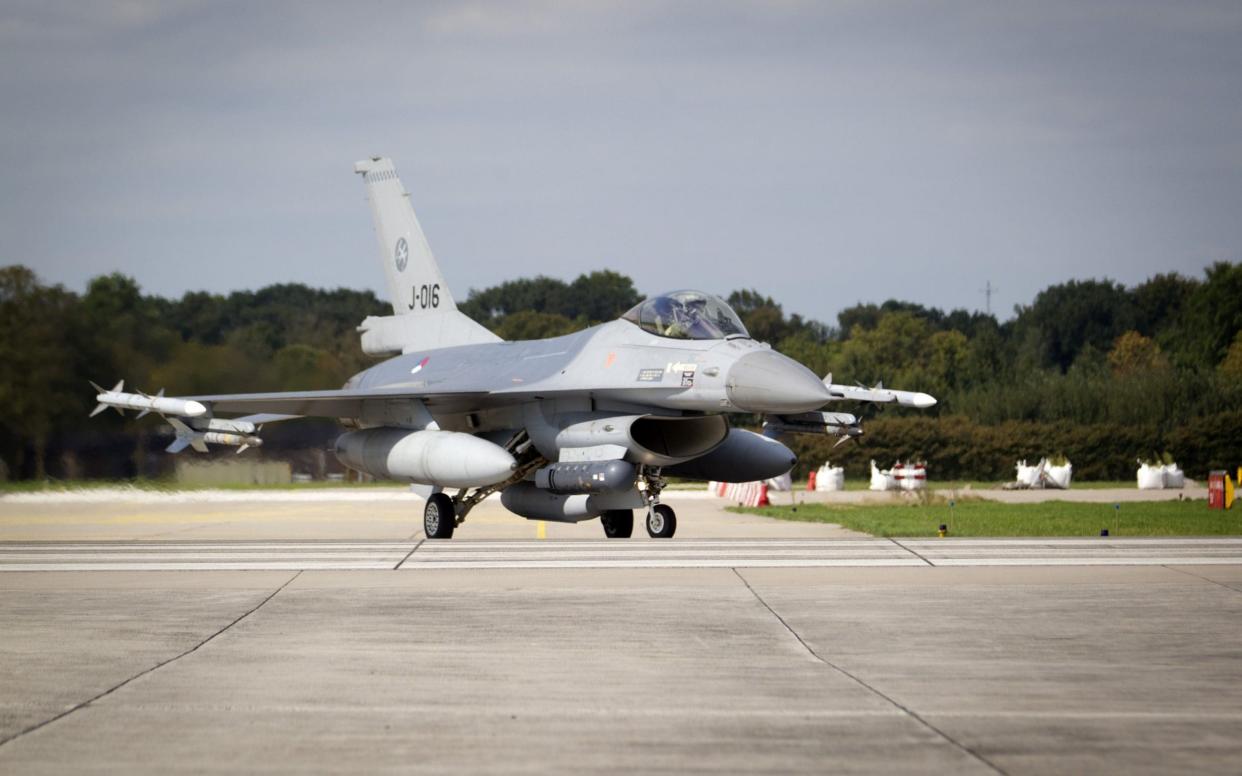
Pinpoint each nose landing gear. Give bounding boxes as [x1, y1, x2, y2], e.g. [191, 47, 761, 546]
[645, 503, 677, 538]
[635, 464, 676, 539]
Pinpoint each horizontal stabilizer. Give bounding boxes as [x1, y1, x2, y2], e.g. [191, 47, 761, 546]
[357, 312, 499, 356]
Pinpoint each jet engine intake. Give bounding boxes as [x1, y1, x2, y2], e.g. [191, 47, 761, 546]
[334, 427, 516, 488]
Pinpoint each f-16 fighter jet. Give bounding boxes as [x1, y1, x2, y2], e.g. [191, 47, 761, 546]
[91, 157, 935, 539]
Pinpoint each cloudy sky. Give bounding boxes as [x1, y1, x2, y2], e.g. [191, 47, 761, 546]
[3, 1, 1240, 323]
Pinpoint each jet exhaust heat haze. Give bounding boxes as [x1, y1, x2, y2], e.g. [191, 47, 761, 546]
[90, 157, 936, 539]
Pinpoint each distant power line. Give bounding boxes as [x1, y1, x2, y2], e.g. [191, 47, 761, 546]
[980, 280, 998, 316]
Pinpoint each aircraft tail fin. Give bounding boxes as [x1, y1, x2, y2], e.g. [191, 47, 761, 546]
[353, 156, 500, 354]
[355, 156, 458, 316]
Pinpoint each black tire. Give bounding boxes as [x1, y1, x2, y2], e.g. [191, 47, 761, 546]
[646, 504, 676, 538]
[424, 492, 456, 539]
[600, 509, 634, 538]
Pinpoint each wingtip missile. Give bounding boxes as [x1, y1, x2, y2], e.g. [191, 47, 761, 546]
[820, 377, 937, 409]
[89, 383, 207, 419]
[905, 391, 937, 409]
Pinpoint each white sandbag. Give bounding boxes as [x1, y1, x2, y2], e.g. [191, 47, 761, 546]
[1162, 464, 1184, 489]
[901, 462, 927, 491]
[766, 472, 793, 492]
[1015, 460, 1038, 487]
[815, 463, 845, 492]
[870, 460, 896, 491]
[1137, 463, 1165, 490]
[1045, 462, 1072, 490]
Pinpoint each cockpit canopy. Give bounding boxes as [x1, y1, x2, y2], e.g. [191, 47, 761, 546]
[622, 290, 750, 341]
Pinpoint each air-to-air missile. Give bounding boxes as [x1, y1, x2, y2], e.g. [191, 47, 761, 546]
[166, 418, 263, 454]
[90, 381, 207, 418]
[822, 374, 937, 408]
[90, 382, 265, 453]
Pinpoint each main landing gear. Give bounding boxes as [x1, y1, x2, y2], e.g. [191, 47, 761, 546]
[423, 430, 547, 540]
[600, 510, 633, 538]
[424, 492, 456, 539]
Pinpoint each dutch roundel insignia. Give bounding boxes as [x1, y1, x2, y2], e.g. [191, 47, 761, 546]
[394, 237, 409, 272]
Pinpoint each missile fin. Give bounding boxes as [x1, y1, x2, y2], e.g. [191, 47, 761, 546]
[168, 416, 210, 453]
[166, 437, 191, 454]
[89, 403, 108, 417]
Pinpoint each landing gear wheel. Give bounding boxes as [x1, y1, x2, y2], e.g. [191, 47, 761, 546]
[424, 492, 456, 539]
[646, 504, 676, 538]
[600, 510, 634, 539]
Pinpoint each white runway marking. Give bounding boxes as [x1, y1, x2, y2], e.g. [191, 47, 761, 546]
[1, 538, 1240, 571]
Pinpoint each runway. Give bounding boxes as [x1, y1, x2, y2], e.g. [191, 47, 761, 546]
[4, 536, 1242, 571]
[2, 492, 1241, 773]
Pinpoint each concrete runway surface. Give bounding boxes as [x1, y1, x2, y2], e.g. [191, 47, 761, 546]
[1, 490, 1241, 774]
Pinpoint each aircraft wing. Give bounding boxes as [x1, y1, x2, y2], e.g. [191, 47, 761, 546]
[181, 387, 493, 417]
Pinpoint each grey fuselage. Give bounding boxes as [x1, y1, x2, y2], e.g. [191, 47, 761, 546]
[343, 318, 833, 448]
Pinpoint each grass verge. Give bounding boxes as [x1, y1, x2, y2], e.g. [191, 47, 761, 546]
[731, 499, 1241, 537]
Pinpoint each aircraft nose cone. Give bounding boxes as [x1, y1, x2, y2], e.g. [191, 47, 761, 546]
[726, 351, 832, 413]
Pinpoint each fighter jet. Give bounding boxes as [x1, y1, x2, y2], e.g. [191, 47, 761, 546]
[91, 157, 936, 539]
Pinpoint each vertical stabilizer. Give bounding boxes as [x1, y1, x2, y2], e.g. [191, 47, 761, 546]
[353, 157, 500, 354]
[355, 157, 457, 316]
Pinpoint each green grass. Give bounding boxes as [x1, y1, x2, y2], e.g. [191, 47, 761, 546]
[788, 479, 1139, 492]
[731, 499, 1241, 537]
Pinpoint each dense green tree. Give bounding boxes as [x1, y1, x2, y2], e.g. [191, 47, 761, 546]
[1219, 331, 1242, 379]
[495, 311, 579, 341]
[1176, 262, 1242, 365]
[1, 260, 1240, 481]
[1107, 331, 1168, 376]
[566, 271, 642, 323]
[460, 271, 641, 333]
[0, 268, 90, 477]
[1011, 279, 1137, 371]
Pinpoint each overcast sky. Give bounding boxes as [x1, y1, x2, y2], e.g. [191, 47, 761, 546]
[3, 1, 1240, 323]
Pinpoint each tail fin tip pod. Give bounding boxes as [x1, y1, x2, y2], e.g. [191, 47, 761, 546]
[354, 156, 500, 354]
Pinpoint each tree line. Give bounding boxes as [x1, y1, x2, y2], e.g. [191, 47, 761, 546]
[1, 262, 1239, 480]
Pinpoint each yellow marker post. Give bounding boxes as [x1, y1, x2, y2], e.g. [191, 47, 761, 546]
[537, 520, 547, 539]
[1227, 475, 1236, 511]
